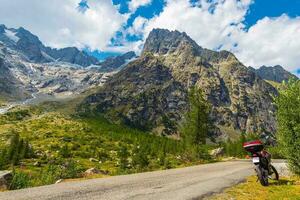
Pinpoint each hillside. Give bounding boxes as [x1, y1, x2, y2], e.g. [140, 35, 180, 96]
[82, 29, 278, 138]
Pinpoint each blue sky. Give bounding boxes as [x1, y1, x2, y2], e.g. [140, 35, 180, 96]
[87, 0, 300, 75]
[0, 0, 299, 74]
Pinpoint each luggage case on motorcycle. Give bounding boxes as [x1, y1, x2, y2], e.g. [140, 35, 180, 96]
[243, 140, 264, 153]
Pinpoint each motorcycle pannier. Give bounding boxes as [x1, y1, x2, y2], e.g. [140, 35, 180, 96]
[243, 140, 264, 153]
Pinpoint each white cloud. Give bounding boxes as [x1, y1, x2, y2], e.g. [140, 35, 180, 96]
[128, 0, 152, 13]
[143, 0, 252, 49]
[231, 15, 300, 71]
[128, 0, 300, 72]
[106, 40, 144, 54]
[0, 0, 127, 50]
[128, 16, 148, 36]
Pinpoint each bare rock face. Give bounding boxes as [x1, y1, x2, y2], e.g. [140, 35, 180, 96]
[83, 29, 278, 138]
[0, 41, 107, 102]
[252, 65, 298, 83]
[98, 51, 137, 72]
[0, 171, 12, 190]
[0, 25, 98, 67]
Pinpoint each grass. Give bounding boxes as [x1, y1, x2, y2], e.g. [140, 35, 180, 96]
[208, 176, 300, 200]
[265, 80, 283, 89]
[0, 98, 214, 190]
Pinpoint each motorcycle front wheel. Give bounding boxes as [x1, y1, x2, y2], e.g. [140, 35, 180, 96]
[269, 164, 279, 180]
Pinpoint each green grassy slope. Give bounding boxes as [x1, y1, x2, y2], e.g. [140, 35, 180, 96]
[0, 97, 214, 189]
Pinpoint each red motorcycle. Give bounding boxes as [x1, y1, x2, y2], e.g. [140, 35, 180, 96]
[243, 140, 279, 186]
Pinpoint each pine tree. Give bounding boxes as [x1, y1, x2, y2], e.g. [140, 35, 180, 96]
[0, 149, 8, 169]
[8, 133, 20, 161]
[180, 87, 211, 145]
[118, 145, 129, 170]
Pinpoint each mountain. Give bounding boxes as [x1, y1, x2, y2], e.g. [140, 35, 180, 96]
[82, 29, 278, 139]
[0, 24, 98, 67]
[0, 44, 31, 101]
[98, 51, 136, 72]
[0, 37, 107, 102]
[251, 65, 298, 83]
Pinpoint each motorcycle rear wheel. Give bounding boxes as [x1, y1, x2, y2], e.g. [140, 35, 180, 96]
[255, 165, 269, 186]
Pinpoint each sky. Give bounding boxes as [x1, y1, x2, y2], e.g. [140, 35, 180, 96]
[0, 0, 299, 74]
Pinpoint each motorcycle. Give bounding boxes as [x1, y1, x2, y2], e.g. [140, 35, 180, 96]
[243, 140, 279, 186]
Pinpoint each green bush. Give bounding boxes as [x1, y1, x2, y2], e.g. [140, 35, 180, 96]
[275, 79, 300, 175]
[0, 133, 34, 169]
[10, 171, 31, 190]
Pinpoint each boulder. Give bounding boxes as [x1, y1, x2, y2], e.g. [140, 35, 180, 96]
[210, 147, 224, 157]
[84, 168, 109, 176]
[84, 168, 100, 175]
[55, 179, 63, 184]
[0, 171, 12, 190]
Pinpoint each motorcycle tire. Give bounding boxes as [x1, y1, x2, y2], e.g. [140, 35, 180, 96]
[255, 165, 269, 186]
[270, 164, 279, 180]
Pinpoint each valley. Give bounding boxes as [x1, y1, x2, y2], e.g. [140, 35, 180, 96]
[0, 24, 298, 196]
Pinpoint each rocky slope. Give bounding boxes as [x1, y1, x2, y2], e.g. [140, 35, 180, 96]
[98, 51, 137, 72]
[83, 29, 278, 138]
[0, 45, 30, 101]
[0, 40, 106, 102]
[251, 65, 298, 83]
[0, 24, 98, 67]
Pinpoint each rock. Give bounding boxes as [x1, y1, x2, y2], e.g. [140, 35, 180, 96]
[55, 179, 63, 184]
[0, 171, 12, 190]
[89, 158, 99, 162]
[210, 147, 224, 157]
[84, 168, 109, 176]
[33, 161, 41, 167]
[84, 168, 100, 175]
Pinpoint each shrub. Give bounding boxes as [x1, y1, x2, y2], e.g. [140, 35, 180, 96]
[10, 171, 31, 190]
[275, 79, 300, 175]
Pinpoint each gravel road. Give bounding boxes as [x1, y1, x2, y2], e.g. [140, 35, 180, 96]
[0, 160, 260, 200]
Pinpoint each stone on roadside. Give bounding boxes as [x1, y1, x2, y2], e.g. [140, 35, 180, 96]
[0, 171, 12, 190]
[84, 168, 100, 175]
[84, 168, 109, 176]
[55, 179, 63, 184]
[210, 147, 224, 157]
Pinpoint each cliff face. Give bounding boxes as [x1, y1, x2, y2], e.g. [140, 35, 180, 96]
[82, 29, 278, 138]
[253, 65, 298, 83]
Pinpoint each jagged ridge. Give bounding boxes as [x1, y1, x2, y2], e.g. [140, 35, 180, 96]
[82, 29, 278, 139]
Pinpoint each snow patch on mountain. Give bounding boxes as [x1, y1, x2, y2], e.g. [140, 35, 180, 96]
[4, 29, 19, 43]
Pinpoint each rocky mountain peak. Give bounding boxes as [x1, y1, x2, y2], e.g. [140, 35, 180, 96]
[142, 28, 200, 56]
[82, 28, 278, 138]
[142, 29, 237, 65]
[98, 51, 137, 72]
[0, 24, 99, 67]
[254, 65, 298, 83]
